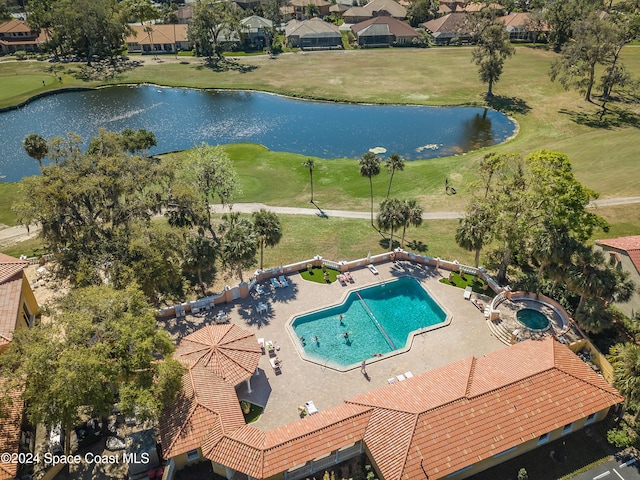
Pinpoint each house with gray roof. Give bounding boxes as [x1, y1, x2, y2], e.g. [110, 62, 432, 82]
[241, 15, 273, 49]
[285, 17, 343, 50]
[351, 16, 419, 47]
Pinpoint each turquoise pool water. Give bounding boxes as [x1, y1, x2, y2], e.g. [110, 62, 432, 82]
[291, 277, 446, 368]
[516, 308, 550, 330]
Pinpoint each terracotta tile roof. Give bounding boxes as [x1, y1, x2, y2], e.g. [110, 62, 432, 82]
[206, 403, 372, 479]
[0, 19, 33, 34]
[0, 273, 24, 346]
[347, 338, 623, 480]
[126, 24, 188, 45]
[0, 254, 28, 285]
[0, 379, 23, 480]
[363, 0, 406, 17]
[174, 324, 262, 386]
[159, 366, 245, 459]
[597, 236, 640, 274]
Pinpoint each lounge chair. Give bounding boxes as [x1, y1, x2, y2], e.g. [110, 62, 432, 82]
[257, 302, 268, 314]
[463, 286, 472, 300]
[338, 274, 347, 286]
[368, 264, 379, 275]
[278, 275, 289, 287]
[257, 338, 265, 353]
[387, 377, 397, 384]
[270, 277, 281, 289]
[255, 284, 264, 296]
[404, 371, 413, 378]
[345, 272, 354, 283]
[266, 341, 276, 357]
[270, 357, 282, 373]
[396, 374, 406, 382]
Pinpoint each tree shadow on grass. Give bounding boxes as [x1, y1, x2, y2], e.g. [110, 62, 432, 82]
[558, 106, 640, 129]
[196, 57, 259, 74]
[405, 240, 429, 254]
[70, 57, 143, 81]
[485, 95, 531, 115]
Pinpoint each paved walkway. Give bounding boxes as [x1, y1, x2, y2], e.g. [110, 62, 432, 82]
[2, 197, 638, 248]
[158, 260, 505, 431]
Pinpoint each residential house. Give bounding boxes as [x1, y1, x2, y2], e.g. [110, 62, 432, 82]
[285, 18, 343, 50]
[351, 16, 419, 47]
[126, 24, 190, 54]
[0, 19, 48, 55]
[343, 0, 407, 24]
[0, 254, 40, 480]
[0, 254, 39, 353]
[595, 236, 640, 318]
[497, 12, 549, 42]
[421, 12, 472, 45]
[289, 0, 331, 20]
[161, 336, 623, 479]
[241, 15, 274, 50]
[175, 5, 194, 24]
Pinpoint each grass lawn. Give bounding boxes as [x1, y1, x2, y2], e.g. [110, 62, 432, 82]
[438, 271, 495, 296]
[299, 266, 340, 284]
[1, 47, 639, 266]
[242, 402, 263, 424]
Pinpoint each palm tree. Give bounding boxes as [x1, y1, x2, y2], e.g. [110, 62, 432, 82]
[385, 153, 405, 199]
[400, 199, 423, 248]
[302, 159, 315, 203]
[359, 152, 381, 227]
[144, 25, 157, 60]
[252, 209, 282, 270]
[454, 202, 492, 268]
[609, 343, 640, 411]
[220, 212, 257, 282]
[377, 198, 405, 251]
[183, 235, 217, 295]
[22, 133, 48, 168]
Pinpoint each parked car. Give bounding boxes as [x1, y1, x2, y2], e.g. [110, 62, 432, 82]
[49, 425, 63, 455]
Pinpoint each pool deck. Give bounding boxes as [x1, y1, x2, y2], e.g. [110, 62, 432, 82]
[160, 260, 506, 431]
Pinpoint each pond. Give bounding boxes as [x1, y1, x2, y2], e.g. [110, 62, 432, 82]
[0, 85, 517, 182]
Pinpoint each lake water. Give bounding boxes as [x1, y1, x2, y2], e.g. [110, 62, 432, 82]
[0, 85, 517, 182]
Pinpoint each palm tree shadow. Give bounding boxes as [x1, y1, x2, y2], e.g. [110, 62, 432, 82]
[405, 240, 429, 253]
[485, 95, 531, 115]
[379, 238, 401, 250]
[558, 106, 640, 129]
[196, 58, 259, 74]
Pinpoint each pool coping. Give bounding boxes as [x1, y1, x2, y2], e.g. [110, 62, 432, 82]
[285, 276, 453, 372]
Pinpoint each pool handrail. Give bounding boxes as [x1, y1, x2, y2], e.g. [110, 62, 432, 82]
[355, 292, 396, 350]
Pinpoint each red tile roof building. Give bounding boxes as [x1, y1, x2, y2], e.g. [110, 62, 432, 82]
[595, 235, 640, 318]
[0, 20, 49, 55]
[161, 336, 622, 479]
[0, 254, 39, 479]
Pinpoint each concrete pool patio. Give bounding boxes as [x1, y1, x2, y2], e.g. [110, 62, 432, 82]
[160, 260, 506, 431]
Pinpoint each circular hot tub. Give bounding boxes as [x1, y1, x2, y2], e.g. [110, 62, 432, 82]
[516, 308, 550, 331]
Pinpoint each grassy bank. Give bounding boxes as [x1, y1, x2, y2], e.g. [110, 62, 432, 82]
[1, 47, 638, 266]
[2, 47, 639, 201]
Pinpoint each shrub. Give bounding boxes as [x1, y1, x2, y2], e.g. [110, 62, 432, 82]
[14, 50, 27, 60]
[607, 425, 638, 448]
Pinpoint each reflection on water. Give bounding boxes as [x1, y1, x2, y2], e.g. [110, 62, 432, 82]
[0, 86, 517, 182]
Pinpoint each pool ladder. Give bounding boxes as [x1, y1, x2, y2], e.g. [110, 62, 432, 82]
[355, 292, 396, 350]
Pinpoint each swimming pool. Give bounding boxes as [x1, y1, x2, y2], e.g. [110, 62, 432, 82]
[516, 308, 550, 331]
[290, 277, 448, 369]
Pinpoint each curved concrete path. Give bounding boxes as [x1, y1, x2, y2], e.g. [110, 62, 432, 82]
[1, 197, 638, 248]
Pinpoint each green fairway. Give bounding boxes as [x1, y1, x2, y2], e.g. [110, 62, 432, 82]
[1, 47, 639, 267]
